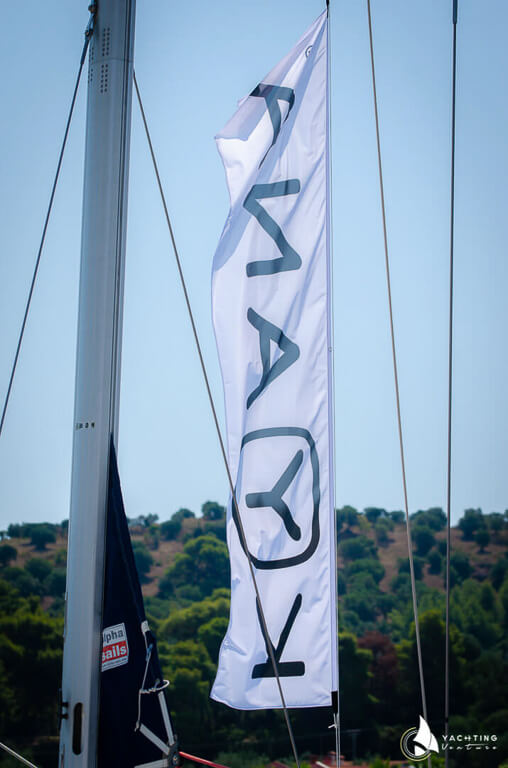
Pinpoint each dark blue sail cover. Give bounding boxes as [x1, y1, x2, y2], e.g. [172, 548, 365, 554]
[98, 441, 179, 767]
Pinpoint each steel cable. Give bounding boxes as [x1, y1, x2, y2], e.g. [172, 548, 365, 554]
[365, 3, 430, 764]
[445, 2, 459, 765]
[0, 7, 96, 439]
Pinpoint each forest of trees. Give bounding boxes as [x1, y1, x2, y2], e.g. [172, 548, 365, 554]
[0, 505, 507, 767]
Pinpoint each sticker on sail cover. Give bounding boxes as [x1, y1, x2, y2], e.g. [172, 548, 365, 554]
[102, 622, 129, 671]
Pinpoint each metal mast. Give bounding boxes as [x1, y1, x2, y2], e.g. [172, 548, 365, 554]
[59, 1, 136, 765]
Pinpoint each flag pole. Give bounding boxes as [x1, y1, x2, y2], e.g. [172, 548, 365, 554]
[59, 0, 136, 765]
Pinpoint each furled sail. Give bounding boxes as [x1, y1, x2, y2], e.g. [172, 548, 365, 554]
[98, 442, 179, 767]
[211, 10, 337, 709]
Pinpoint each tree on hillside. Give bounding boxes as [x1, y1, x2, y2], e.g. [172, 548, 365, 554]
[458, 508, 484, 541]
[374, 517, 394, 545]
[491, 556, 508, 590]
[0, 601, 63, 743]
[396, 610, 466, 725]
[450, 551, 473, 586]
[337, 505, 358, 531]
[30, 525, 56, 551]
[201, 501, 226, 521]
[159, 590, 229, 642]
[0, 544, 17, 567]
[346, 558, 385, 584]
[412, 525, 436, 556]
[428, 549, 442, 575]
[160, 518, 181, 540]
[486, 512, 504, 537]
[159, 535, 229, 598]
[364, 507, 386, 524]
[340, 536, 376, 561]
[172, 508, 195, 523]
[132, 542, 153, 582]
[397, 556, 425, 580]
[198, 616, 229, 663]
[475, 528, 490, 553]
[338, 633, 374, 729]
[357, 631, 398, 722]
[390, 510, 405, 524]
[25, 558, 52, 583]
[411, 507, 446, 531]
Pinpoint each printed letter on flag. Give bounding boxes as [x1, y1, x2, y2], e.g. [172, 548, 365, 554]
[211, 11, 337, 709]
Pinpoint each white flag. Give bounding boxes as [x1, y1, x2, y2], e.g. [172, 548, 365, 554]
[211, 10, 337, 710]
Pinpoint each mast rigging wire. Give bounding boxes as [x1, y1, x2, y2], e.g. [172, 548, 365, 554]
[0, 7, 96, 440]
[0, 741, 39, 768]
[445, 1, 458, 764]
[365, 3, 430, 762]
[325, 2, 341, 766]
[133, 71, 301, 768]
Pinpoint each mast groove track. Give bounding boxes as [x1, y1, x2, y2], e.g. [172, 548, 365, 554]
[133, 71, 301, 768]
[366, 3, 430, 763]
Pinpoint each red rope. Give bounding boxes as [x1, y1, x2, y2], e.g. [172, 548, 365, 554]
[179, 750, 231, 768]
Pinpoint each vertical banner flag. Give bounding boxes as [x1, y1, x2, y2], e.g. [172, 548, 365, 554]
[211, 11, 337, 709]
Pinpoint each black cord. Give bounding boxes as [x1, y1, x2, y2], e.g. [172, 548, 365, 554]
[0, 7, 95, 439]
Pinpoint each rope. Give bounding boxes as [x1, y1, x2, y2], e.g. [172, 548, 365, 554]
[133, 72, 301, 768]
[0, 6, 96, 440]
[445, 1, 458, 764]
[179, 751, 232, 768]
[0, 742, 39, 768]
[365, 3, 430, 761]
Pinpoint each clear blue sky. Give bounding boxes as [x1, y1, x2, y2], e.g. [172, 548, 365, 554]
[0, 0, 507, 531]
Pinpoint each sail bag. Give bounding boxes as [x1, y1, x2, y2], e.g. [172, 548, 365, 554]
[98, 442, 179, 767]
[211, 11, 337, 709]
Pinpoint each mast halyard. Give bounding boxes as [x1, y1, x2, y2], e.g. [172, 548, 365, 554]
[59, 0, 136, 765]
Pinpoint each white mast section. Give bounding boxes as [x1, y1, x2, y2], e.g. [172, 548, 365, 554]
[59, 1, 136, 765]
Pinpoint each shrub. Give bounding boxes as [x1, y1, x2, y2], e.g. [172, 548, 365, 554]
[398, 555, 425, 580]
[346, 558, 385, 584]
[375, 518, 394, 545]
[428, 549, 442, 575]
[46, 568, 66, 598]
[201, 501, 226, 521]
[25, 558, 52, 583]
[337, 505, 358, 529]
[340, 536, 376, 561]
[0, 544, 17, 568]
[475, 528, 490, 552]
[30, 525, 56, 551]
[411, 507, 446, 531]
[159, 535, 229, 599]
[172, 508, 195, 523]
[458, 508, 484, 540]
[412, 525, 436, 556]
[364, 507, 386, 524]
[450, 551, 472, 583]
[160, 519, 181, 541]
[132, 542, 153, 582]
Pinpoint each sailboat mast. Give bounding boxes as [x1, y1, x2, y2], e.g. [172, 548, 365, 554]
[59, 1, 136, 765]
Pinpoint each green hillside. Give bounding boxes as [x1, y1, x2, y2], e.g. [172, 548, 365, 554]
[0, 505, 507, 767]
